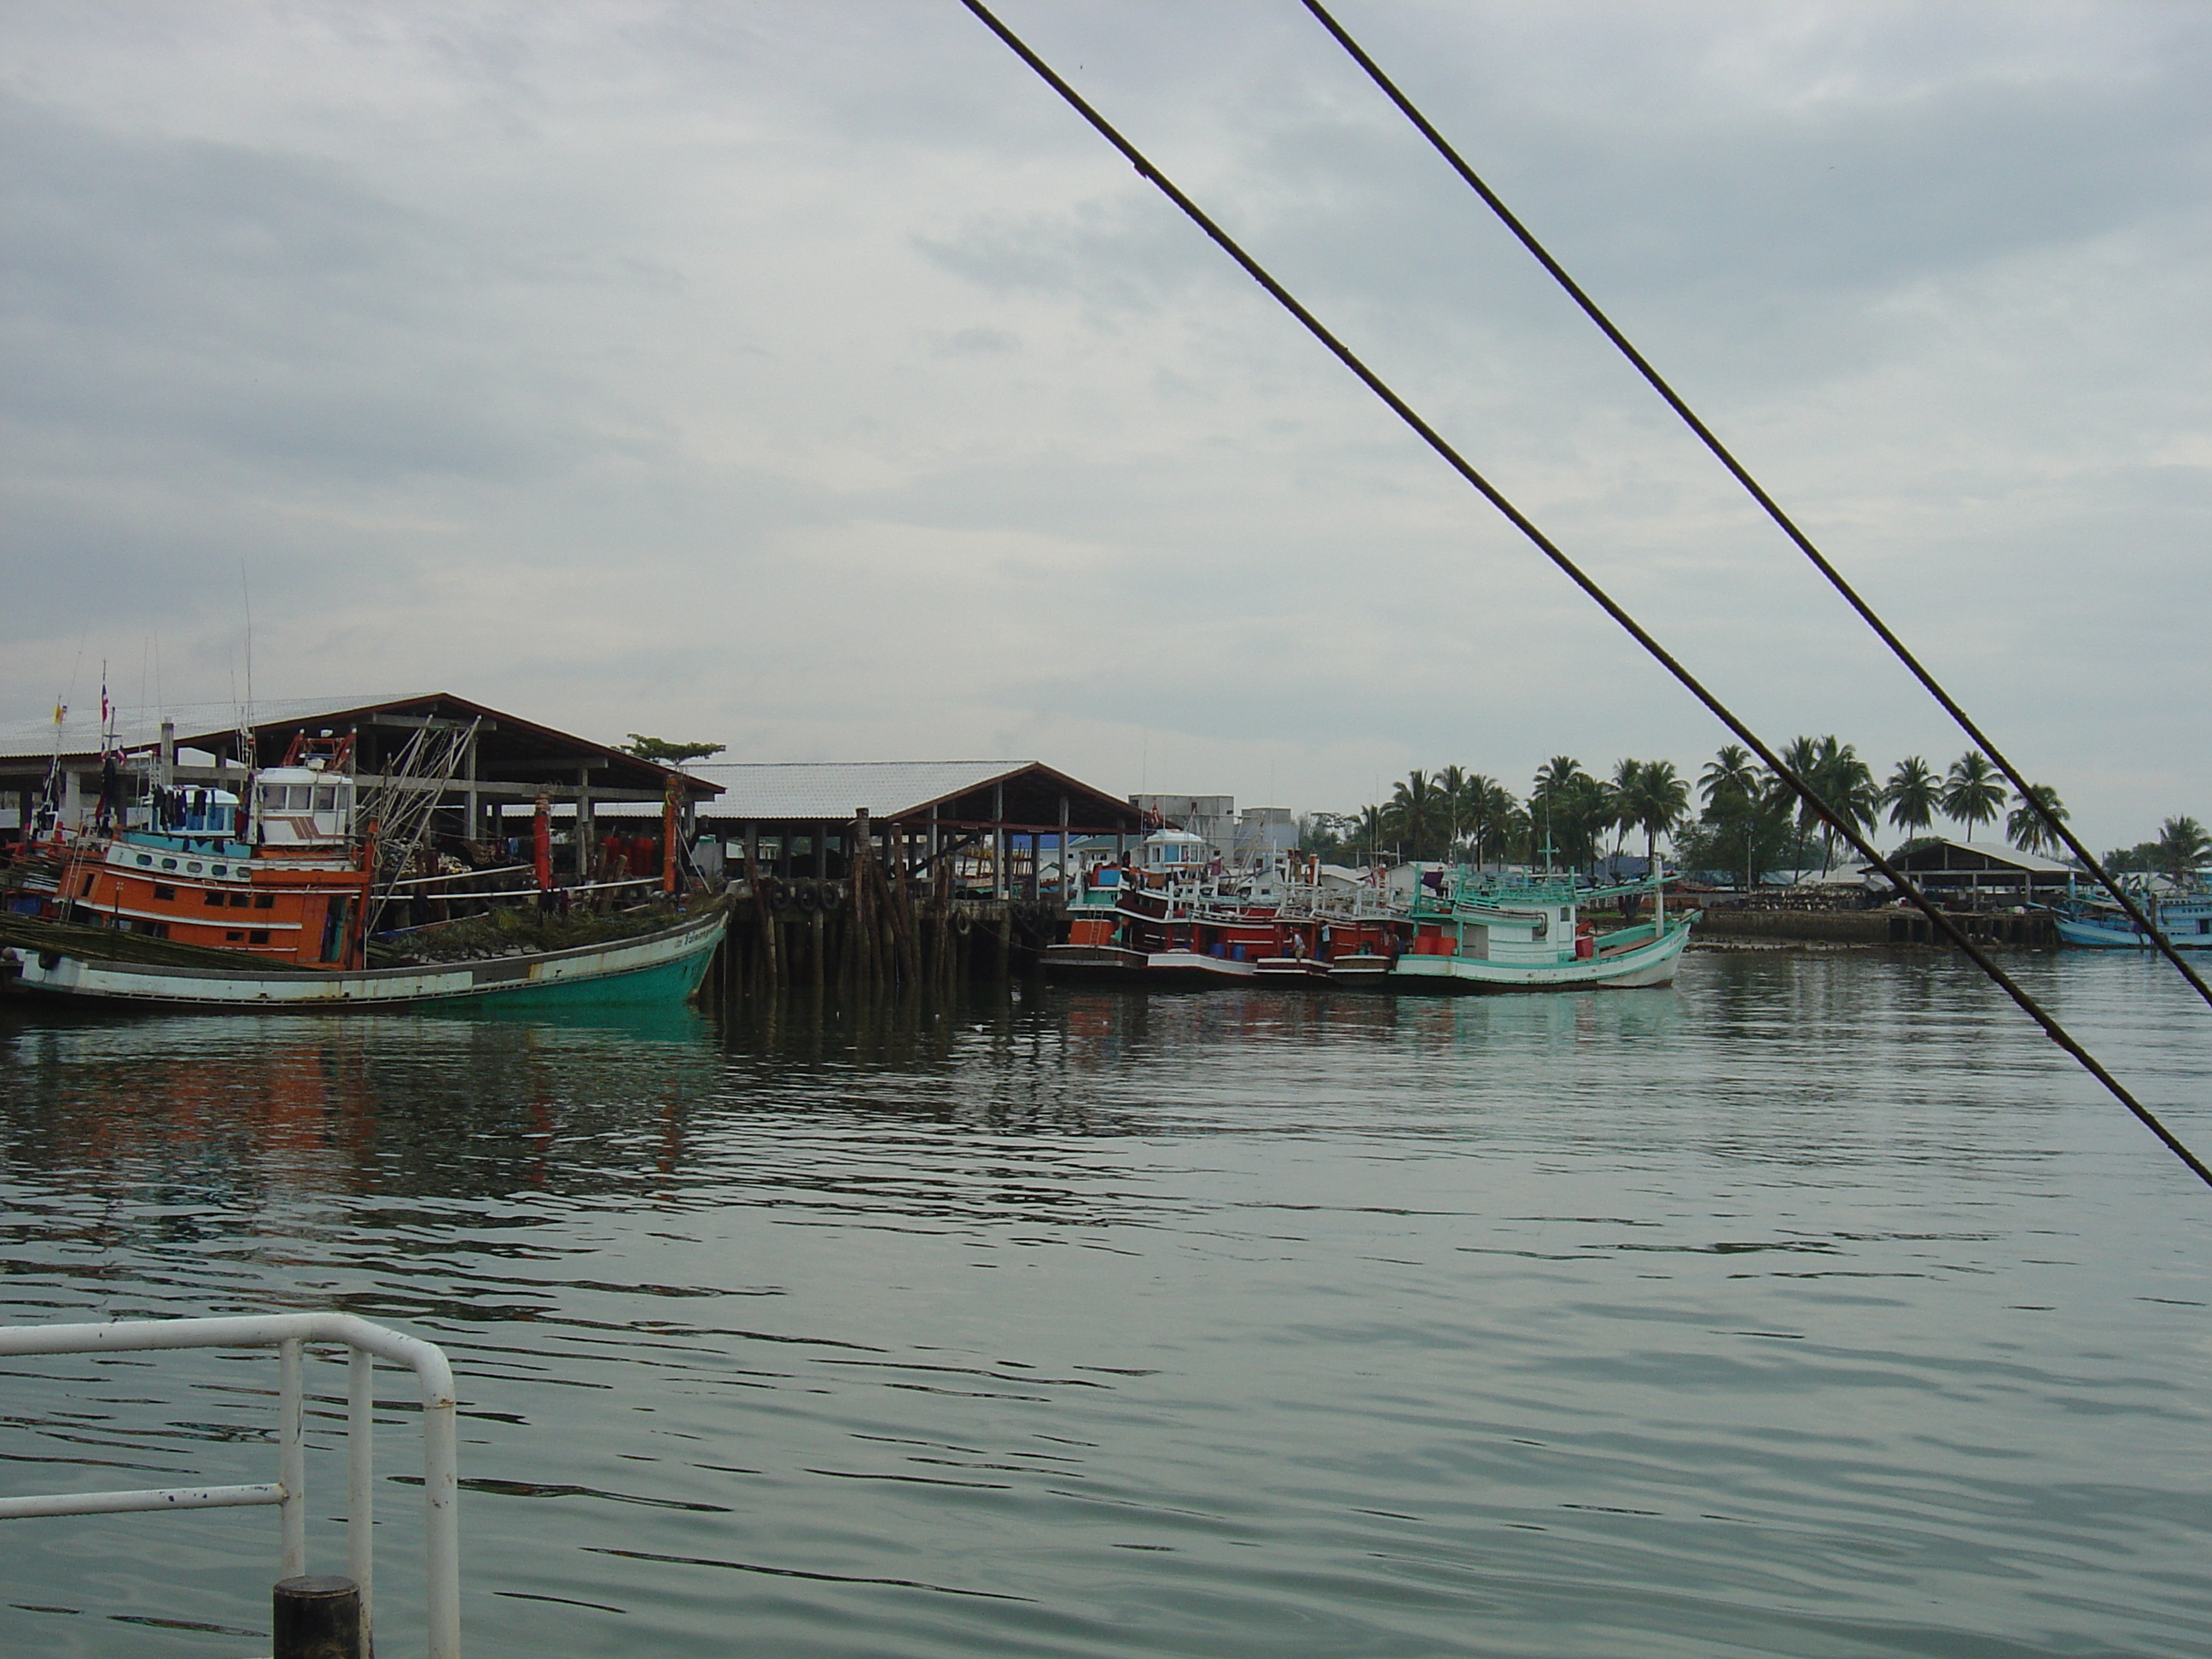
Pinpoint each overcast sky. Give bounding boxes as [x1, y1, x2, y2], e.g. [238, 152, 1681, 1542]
[3, 2, 2208, 848]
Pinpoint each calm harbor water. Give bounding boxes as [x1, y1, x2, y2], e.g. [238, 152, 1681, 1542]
[3, 948, 2209, 1658]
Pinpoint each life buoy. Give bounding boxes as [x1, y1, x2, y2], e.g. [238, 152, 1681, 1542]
[819, 882, 844, 911]
[797, 883, 820, 912]
[955, 911, 973, 935]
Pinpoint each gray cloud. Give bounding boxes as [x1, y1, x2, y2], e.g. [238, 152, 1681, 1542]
[2, 1, 2209, 846]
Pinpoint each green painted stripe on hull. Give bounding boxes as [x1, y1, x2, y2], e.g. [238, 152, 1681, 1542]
[451, 940, 719, 1009]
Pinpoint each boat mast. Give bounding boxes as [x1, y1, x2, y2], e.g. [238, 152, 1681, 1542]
[36, 696, 65, 845]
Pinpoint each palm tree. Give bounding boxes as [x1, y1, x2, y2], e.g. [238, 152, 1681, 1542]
[1455, 772, 1499, 866]
[1881, 757, 1941, 840]
[2005, 785, 2069, 857]
[1357, 802, 1387, 867]
[1602, 759, 1650, 860]
[1437, 765, 1470, 861]
[1700, 745, 1761, 812]
[1773, 736, 1825, 866]
[1387, 770, 1447, 862]
[1943, 752, 2005, 840]
[1529, 756, 1586, 872]
[1767, 735, 1872, 872]
[2156, 816, 2210, 887]
[1463, 776, 1525, 868]
[1701, 744, 1768, 891]
[1807, 737, 1877, 871]
[1627, 760, 1689, 875]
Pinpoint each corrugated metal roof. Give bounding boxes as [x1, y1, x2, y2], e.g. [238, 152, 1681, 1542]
[690, 761, 1034, 820]
[1948, 839, 2073, 872]
[0, 694, 427, 761]
[1861, 838, 2075, 875]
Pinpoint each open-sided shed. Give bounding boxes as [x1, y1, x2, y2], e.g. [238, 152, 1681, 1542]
[0, 692, 717, 853]
[1866, 839, 2076, 895]
[692, 760, 1144, 896]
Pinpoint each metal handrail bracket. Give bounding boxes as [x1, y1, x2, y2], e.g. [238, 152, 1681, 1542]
[0, 1311, 459, 1659]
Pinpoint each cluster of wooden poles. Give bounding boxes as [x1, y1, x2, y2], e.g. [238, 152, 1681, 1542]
[701, 818, 1063, 1002]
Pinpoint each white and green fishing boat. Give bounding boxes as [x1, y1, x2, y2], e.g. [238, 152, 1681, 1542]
[0, 903, 725, 1011]
[1391, 869, 1697, 992]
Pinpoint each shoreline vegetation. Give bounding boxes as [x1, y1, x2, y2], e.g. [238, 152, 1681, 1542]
[1295, 741, 2209, 888]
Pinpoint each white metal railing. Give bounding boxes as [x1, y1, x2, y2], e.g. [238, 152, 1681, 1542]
[0, 1312, 459, 1659]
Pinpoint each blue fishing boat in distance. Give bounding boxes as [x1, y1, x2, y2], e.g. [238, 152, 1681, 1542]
[1392, 868, 1697, 992]
[2044, 888, 2212, 949]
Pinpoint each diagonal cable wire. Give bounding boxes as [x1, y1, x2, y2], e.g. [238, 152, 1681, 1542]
[957, 0, 2212, 1190]
[1300, 0, 2212, 1011]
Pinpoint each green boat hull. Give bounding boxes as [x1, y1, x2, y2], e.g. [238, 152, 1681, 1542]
[2, 909, 727, 1011]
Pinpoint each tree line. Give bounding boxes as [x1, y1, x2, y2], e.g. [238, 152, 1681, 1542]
[1297, 743, 2205, 885]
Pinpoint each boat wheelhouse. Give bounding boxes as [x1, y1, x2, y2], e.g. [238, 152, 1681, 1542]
[47, 731, 373, 969]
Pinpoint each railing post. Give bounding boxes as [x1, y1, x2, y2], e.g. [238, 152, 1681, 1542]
[278, 1337, 306, 1580]
[0, 1313, 457, 1657]
[347, 1348, 375, 1635]
[421, 1365, 462, 1659]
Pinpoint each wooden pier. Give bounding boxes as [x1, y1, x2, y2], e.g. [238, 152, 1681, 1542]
[696, 873, 1062, 1003]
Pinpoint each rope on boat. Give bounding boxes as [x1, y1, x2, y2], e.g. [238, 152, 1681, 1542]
[1296, 0, 2212, 1017]
[958, 0, 2212, 1192]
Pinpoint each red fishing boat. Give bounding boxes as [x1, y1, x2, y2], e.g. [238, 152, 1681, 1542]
[1044, 856, 1410, 987]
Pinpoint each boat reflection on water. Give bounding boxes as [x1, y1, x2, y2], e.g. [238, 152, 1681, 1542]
[4, 958, 2210, 1659]
[419, 995, 716, 1045]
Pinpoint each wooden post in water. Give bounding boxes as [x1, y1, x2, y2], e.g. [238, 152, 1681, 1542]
[853, 809, 873, 996]
[992, 782, 1005, 902]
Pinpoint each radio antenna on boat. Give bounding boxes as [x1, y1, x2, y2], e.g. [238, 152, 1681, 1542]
[1295, 0, 2212, 1016]
[958, 0, 2212, 1191]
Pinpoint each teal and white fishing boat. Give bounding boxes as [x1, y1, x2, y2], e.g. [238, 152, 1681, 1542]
[1391, 868, 1697, 992]
[0, 904, 725, 1010]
